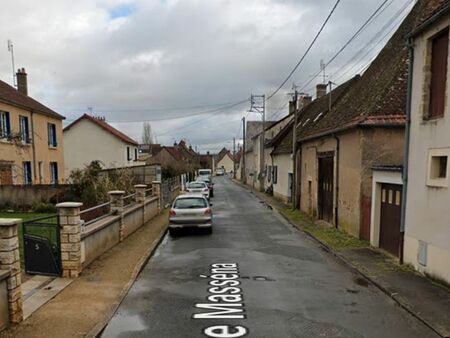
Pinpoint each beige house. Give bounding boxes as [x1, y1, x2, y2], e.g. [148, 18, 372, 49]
[0, 68, 65, 185]
[63, 114, 143, 176]
[403, 2, 450, 283]
[216, 148, 235, 173]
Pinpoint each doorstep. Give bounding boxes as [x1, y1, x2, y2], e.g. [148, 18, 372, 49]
[22, 275, 74, 320]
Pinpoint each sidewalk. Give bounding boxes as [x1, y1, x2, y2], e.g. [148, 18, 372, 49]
[235, 180, 450, 338]
[0, 211, 168, 338]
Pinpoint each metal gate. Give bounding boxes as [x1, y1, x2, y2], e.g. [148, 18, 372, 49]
[161, 180, 171, 207]
[318, 153, 334, 224]
[379, 184, 402, 257]
[23, 214, 62, 277]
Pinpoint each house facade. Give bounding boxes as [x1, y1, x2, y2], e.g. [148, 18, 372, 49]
[63, 114, 142, 176]
[0, 68, 65, 185]
[403, 2, 450, 283]
[216, 148, 235, 173]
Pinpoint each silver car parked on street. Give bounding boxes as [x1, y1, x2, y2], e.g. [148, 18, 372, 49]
[169, 194, 212, 236]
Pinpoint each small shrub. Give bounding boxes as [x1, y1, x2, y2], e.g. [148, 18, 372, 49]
[32, 202, 56, 213]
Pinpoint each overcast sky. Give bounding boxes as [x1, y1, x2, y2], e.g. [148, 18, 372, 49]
[0, 0, 414, 152]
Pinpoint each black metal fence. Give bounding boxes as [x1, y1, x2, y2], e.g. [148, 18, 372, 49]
[22, 214, 62, 277]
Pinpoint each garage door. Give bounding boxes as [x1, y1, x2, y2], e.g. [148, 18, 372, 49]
[379, 184, 402, 257]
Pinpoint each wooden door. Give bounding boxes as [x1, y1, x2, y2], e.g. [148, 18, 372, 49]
[318, 155, 334, 223]
[379, 184, 402, 257]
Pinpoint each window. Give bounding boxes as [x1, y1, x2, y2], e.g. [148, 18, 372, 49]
[428, 28, 449, 119]
[134, 148, 138, 160]
[127, 146, 131, 161]
[0, 111, 11, 138]
[272, 166, 278, 184]
[19, 115, 30, 143]
[49, 162, 58, 185]
[431, 156, 447, 179]
[23, 161, 32, 185]
[427, 148, 450, 187]
[48, 123, 57, 147]
[268, 165, 272, 182]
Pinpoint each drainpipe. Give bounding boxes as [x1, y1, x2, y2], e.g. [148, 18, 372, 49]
[30, 111, 37, 184]
[400, 38, 414, 264]
[297, 142, 302, 210]
[334, 134, 340, 229]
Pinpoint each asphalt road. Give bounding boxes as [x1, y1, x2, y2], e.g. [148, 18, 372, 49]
[102, 176, 438, 338]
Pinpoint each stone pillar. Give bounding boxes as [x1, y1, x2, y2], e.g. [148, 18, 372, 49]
[109, 191, 125, 241]
[0, 219, 23, 323]
[152, 181, 162, 212]
[134, 184, 147, 203]
[57, 202, 83, 278]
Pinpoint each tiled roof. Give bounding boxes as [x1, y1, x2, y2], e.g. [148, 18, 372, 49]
[0, 79, 64, 120]
[164, 146, 183, 161]
[64, 114, 138, 145]
[297, 0, 448, 142]
[411, 0, 450, 37]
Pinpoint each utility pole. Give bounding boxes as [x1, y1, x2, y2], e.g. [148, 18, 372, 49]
[242, 116, 246, 184]
[249, 94, 265, 192]
[292, 88, 298, 209]
[233, 137, 236, 179]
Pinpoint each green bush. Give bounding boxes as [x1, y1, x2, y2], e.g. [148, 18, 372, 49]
[32, 202, 56, 213]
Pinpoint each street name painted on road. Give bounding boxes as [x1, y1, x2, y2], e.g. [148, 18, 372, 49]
[193, 263, 248, 337]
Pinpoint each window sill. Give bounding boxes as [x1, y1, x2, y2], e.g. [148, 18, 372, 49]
[426, 178, 448, 188]
[0, 139, 12, 144]
[48, 146, 58, 150]
[422, 116, 444, 124]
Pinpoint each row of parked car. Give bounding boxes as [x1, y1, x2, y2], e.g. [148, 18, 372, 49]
[168, 169, 215, 236]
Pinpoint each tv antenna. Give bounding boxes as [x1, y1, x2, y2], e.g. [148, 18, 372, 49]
[7, 40, 16, 87]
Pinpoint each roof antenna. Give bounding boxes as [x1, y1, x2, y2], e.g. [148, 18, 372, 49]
[7, 40, 16, 87]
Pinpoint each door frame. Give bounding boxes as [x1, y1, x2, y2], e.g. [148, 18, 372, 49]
[317, 151, 335, 223]
[370, 169, 403, 255]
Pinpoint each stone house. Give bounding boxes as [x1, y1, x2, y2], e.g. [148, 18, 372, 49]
[287, 1, 428, 241]
[0, 68, 65, 185]
[403, 0, 450, 283]
[63, 114, 143, 176]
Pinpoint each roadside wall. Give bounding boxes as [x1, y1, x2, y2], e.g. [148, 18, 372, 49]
[81, 196, 159, 268]
[0, 272, 9, 330]
[0, 184, 69, 209]
[272, 153, 292, 203]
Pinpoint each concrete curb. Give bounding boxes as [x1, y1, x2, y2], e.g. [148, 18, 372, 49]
[232, 179, 445, 338]
[85, 224, 168, 338]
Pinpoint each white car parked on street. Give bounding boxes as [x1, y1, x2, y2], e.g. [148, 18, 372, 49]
[169, 194, 213, 236]
[186, 181, 210, 199]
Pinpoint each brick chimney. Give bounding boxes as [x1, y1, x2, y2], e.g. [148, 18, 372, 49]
[316, 84, 327, 99]
[16, 68, 28, 96]
[299, 95, 312, 109]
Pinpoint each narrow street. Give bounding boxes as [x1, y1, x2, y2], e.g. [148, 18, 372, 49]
[102, 177, 437, 338]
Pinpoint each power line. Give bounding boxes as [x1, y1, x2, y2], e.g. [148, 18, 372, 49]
[298, 0, 391, 93]
[333, 0, 413, 83]
[265, 0, 342, 101]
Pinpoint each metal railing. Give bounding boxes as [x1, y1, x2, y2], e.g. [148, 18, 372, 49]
[80, 202, 113, 226]
[145, 188, 153, 197]
[123, 193, 136, 206]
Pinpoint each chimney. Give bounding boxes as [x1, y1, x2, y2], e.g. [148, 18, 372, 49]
[207, 151, 210, 155]
[299, 95, 312, 109]
[316, 84, 327, 99]
[16, 68, 28, 96]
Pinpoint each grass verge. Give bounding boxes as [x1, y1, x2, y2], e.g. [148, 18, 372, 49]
[279, 207, 369, 250]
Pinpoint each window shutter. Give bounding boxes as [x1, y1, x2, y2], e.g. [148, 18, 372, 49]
[429, 29, 449, 118]
[48, 123, 51, 146]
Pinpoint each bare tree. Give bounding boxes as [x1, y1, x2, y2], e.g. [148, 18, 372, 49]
[141, 122, 156, 145]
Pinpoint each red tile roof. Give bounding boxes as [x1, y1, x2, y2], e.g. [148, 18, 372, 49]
[164, 146, 183, 161]
[0, 79, 64, 120]
[64, 114, 138, 145]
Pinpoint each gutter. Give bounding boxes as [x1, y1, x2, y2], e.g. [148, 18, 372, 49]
[399, 38, 414, 264]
